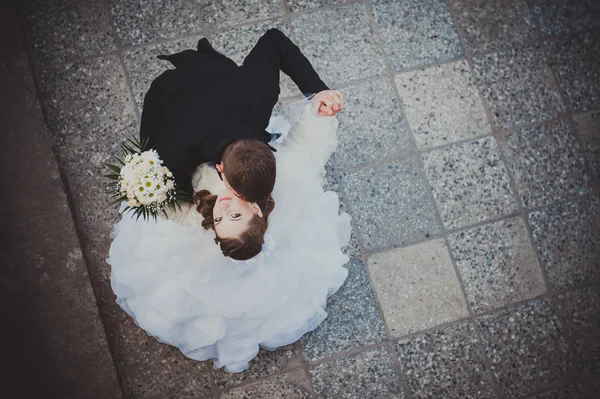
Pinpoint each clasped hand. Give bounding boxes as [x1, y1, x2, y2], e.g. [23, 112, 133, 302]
[312, 90, 344, 117]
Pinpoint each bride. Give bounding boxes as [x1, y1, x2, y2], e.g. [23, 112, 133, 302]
[108, 99, 352, 372]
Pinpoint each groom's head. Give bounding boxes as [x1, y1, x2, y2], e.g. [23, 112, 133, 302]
[218, 139, 276, 203]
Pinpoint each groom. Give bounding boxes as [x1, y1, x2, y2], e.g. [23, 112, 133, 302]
[140, 28, 343, 202]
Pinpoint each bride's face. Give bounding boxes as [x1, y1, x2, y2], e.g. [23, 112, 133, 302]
[213, 188, 263, 239]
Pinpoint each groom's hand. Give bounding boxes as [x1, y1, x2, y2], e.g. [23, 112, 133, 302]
[313, 90, 344, 116]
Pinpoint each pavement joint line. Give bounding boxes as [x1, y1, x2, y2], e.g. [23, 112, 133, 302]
[287, 0, 363, 18]
[306, 340, 388, 366]
[384, 340, 412, 399]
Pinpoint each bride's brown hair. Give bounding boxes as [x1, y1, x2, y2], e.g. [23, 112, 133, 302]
[193, 190, 275, 260]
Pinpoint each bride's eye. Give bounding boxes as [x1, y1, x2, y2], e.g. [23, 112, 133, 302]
[215, 217, 222, 223]
[231, 213, 241, 219]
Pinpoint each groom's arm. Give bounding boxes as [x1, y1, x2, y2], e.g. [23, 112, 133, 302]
[243, 28, 328, 95]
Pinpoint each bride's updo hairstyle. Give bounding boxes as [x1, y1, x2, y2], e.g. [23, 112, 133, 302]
[193, 190, 275, 260]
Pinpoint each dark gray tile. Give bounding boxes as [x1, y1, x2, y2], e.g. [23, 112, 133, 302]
[213, 344, 303, 389]
[19, 0, 77, 16]
[572, 110, 600, 180]
[371, 0, 463, 70]
[528, 196, 600, 291]
[501, 120, 589, 209]
[395, 60, 491, 150]
[112, 317, 214, 399]
[285, 0, 347, 12]
[310, 347, 405, 399]
[397, 322, 496, 399]
[470, 45, 565, 128]
[221, 368, 312, 399]
[301, 259, 386, 362]
[555, 286, 600, 375]
[198, 0, 283, 29]
[39, 56, 137, 150]
[476, 300, 568, 398]
[530, 0, 600, 37]
[124, 36, 202, 109]
[449, 0, 539, 54]
[448, 217, 546, 313]
[109, 0, 201, 46]
[532, 383, 585, 399]
[341, 158, 442, 251]
[422, 137, 518, 230]
[24, 1, 115, 66]
[210, 20, 297, 98]
[291, 4, 386, 85]
[333, 78, 411, 169]
[545, 31, 600, 113]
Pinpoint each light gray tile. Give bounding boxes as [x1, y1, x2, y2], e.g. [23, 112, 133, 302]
[198, 0, 283, 29]
[395, 60, 491, 150]
[301, 259, 386, 362]
[397, 322, 496, 399]
[221, 368, 312, 399]
[530, 0, 600, 37]
[341, 158, 442, 251]
[285, 0, 347, 12]
[470, 45, 565, 128]
[291, 3, 386, 85]
[572, 110, 600, 180]
[310, 347, 405, 399]
[500, 120, 589, 209]
[39, 56, 137, 150]
[333, 78, 411, 168]
[448, 0, 539, 54]
[448, 217, 546, 313]
[368, 239, 469, 336]
[371, 0, 463, 70]
[24, 1, 115, 66]
[528, 196, 600, 291]
[109, 0, 200, 46]
[422, 137, 518, 230]
[476, 300, 568, 398]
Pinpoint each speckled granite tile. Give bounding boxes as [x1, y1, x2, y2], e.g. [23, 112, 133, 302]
[124, 36, 202, 109]
[530, 0, 600, 37]
[291, 4, 385, 85]
[371, 0, 462, 70]
[341, 158, 441, 251]
[470, 45, 565, 128]
[310, 347, 405, 399]
[545, 31, 600, 113]
[109, 0, 200, 47]
[528, 196, 600, 291]
[285, 0, 347, 12]
[396, 322, 495, 399]
[448, 0, 539, 54]
[448, 217, 546, 313]
[301, 259, 385, 361]
[501, 120, 589, 209]
[212, 344, 302, 389]
[422, 137, 518, 229]
[24, 1, 115, 66]
[211, 20, 297, 98]
[368, 239, 469, 336]
[572, 110, 600, 179]
[198, 0, 283, 29]
[221, 368, 311, 399]
[531, 383, 585, 399]
[39, 56, 137, 150]
[555, 286, 600, 374]
[395, 60, 490, 149]
[333, 78, 411, 169]
[476, 300, 568, 398]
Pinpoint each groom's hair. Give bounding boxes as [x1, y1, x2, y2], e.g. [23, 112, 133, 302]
[221, 139, 276, 203]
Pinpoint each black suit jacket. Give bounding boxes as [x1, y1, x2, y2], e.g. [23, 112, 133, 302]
[140, 29, 329, 193]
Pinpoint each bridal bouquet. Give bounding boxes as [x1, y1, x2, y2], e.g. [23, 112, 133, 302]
[105, 137, 190, 220]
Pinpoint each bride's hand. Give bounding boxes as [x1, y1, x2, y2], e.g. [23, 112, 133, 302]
[313, 90, 344, 116]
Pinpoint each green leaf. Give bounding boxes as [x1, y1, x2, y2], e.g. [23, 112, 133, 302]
[104, 163, 121, 173]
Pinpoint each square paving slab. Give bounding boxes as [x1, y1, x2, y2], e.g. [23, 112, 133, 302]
[530, 0, 600, 37]
[422, 137, 518, 230]
[368, 239, 469, 337]
[528, 196, 600, 291]
[572, 110, 600, 180]
[395, 60, 491, 150]
[448, 216, 546, 313]
[396, 322, 496, 399]
[371, 0, 462, 70]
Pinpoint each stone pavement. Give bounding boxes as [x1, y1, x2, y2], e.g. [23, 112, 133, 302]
[6, 0, 600, 397]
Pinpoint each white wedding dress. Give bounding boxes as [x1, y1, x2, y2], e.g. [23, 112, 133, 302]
[108, 100, 352, 373]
